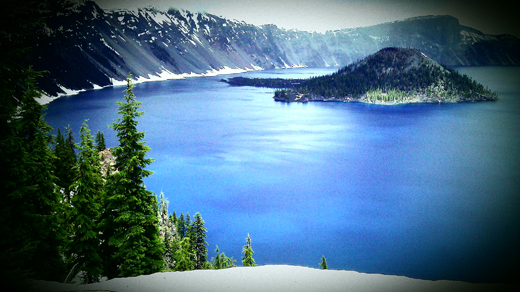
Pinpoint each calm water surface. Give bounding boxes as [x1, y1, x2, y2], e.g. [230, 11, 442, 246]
[45, 67, 520, 283]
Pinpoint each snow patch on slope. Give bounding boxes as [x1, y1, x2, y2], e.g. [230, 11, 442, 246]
[38, 86, 86, 105]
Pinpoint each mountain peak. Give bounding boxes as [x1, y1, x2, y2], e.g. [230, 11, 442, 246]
[273, 47, 499, 104]
[346, 47, 445, 74]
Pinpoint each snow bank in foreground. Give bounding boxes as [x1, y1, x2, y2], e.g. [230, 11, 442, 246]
[38, 65, 265, 105]
[30, 265, 517, 292]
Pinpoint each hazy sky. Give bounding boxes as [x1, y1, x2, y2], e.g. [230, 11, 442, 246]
[94, 0, 519, 37]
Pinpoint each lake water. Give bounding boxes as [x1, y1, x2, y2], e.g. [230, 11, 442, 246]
[44, 66, 520, 283]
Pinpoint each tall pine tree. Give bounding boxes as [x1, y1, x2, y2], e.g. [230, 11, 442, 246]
[242, 233, 257, 267]
[67, 120, 104, 283]
[191, 212, 208, 269]
[9, 68, 65, 281]
[177, 213, 186, 239]
[174, 237, 194, 271]
[157, 192, 177, 271]
[1, 67, 48, 289]
[54, 125, 77, 246]
[99, 74, 164, 278]
[95, 130, 106, 152]
[54, 125, 77, 203]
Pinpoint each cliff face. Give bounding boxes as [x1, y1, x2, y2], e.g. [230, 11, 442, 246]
[15, 0, 520, 96]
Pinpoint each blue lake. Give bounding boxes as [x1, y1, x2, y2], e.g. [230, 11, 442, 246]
[44, 66, 520, 283]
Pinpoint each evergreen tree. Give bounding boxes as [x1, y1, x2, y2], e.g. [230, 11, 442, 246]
[191, 212, 208, 269]
[54, 125, 77, 242]
[67, 120, 103, 283]
[242, 233, 257, 267]
[171, 211, 177, 226]
[99, 74, 164, 278]
[211, 246, 236, 269]
[9, 68, 65, 281]
[177, 213, 186, 239]
[319, 255, 328, 269]
[157, 192, 177, 270]
[95, 130, 106, 152]
[185, 212, 192, 237]
[174, 237, 194, 271]
[59, 125, 77, 203]
[1, 67, 42, 289]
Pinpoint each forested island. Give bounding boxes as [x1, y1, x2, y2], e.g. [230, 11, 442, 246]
[224, 47, 499, 104]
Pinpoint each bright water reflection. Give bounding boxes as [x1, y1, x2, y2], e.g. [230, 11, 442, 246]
[44, 67, 520, 283]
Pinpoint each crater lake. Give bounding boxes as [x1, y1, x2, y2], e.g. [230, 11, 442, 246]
[44, 66, 520, 283]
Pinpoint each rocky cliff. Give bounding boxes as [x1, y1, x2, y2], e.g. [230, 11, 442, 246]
[6, 0, 520, 97]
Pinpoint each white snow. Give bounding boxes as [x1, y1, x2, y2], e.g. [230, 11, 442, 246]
[204, 24, 211, 35]
[91, 83, 104, 90]
[192, 34, 203, 45]
[204, 66, 248, 76]
[100, 37, 120, 56]
[148, 11, 170, 26]
[30, 265, 516, 292]
[275, 62, 307, 69]
[110, 78, 128, 87]
[40, 64, 260, 104]
[250, 64, 264, 70]
[37, 86, 85, 105]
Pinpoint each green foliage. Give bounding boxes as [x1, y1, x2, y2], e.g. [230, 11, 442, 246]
[1, 68, 66, 281]
[174, 237, 194, 271]
[99, 74, 164, 278]
[95, 130, 106, 152]
[1, 66, 38, 289]
[319, 255, 328, 269]
[157, 192, 177, 271]
[67, 120, 103, 283]
[177, 213, 187, 239]
[365, 88, 415, 103]
[54, 125, 77, 248]
[242, 233, 257, 267]
[191, 213, 208, 269]
[211, 246, 236, 269]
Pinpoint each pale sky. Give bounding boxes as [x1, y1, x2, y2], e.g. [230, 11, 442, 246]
[94, 0, 519, 37]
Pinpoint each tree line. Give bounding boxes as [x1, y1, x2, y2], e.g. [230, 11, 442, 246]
[1, 70, 263, 289]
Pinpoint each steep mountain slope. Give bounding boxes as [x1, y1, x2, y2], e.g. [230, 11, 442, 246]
[7, 0, 519, 97]
[270, 47, 498, 104]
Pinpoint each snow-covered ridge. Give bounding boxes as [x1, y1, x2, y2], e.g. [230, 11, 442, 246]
[28, 1, 520, 100]
[38, 65, 269, 105]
